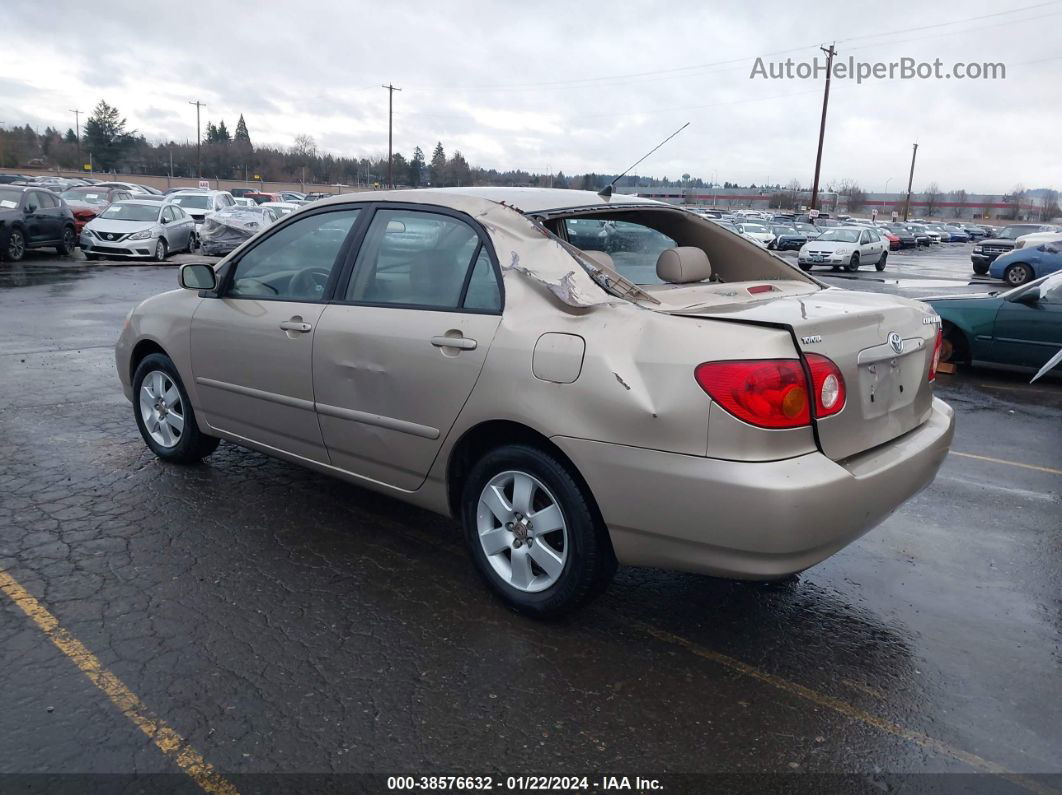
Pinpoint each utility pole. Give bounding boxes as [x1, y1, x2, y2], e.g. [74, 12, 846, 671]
[69, 109, 83, 165]
[188, 99, 205, 178]
[381, 83, 401, 188]
[809, 43, 836, 211]
[902, 143, 919, 221]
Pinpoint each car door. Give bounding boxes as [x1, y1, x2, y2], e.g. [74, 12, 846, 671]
[189, 206, 364, 462]
[991, 275, 1062, 369]
[23, 191, 49, 243]
[39, 191, 65, 240]
[312, 205, 504, 491]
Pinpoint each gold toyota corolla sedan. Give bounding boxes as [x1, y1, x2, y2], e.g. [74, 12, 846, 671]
[116, 188, 954, 615]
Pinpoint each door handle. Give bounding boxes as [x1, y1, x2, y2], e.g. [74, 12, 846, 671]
[279, 320, 313, 333]
[431, 335, 477, 351]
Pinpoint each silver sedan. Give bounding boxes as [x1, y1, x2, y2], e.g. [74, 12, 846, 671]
[80, 200, 196, 261]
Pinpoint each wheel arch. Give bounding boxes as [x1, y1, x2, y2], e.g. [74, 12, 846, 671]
[940, 318, 972, 364]
[129, 339, 170, 383]
[445, 419, 603, 525]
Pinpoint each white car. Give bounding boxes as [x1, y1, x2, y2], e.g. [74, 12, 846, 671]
[259, 201, 301, 218]
[1014, 231, 1062, 250]
[166, 190, 237, 228]
[736, 222, 774, 247]
[798, 226, 888, 272]
[80, 199, 196, 261]
[232, 197, 256, 208]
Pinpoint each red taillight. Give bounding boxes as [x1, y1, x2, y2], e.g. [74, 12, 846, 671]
[928, 327, 943, 382]
[805, 353, 846, 418]
[695, 355, 847, 428]
[694, 360, 810, 429]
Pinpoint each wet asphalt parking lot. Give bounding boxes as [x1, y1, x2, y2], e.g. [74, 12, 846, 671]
[0, 242, 1059, 794]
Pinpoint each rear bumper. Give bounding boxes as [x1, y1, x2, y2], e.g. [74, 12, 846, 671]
[553, 397, 955, 580]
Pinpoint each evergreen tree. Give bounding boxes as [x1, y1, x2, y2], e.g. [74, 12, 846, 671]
[234, 114, 252, 150]
[217, 120, 231, 144]
[64, 128, 77, 143]
[429, 142, 446, 186]
[408, 146, 425, 187]
[83, 100, 134, 171]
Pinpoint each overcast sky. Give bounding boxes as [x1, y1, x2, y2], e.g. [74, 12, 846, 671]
[2, 0, 1059, 193]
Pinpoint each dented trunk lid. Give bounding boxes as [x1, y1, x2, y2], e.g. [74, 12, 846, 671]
[670, 288, 940, 461]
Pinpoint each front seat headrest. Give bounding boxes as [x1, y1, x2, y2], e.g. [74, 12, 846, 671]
[656, 247, 712, 284]
[580, 249, 617, 273]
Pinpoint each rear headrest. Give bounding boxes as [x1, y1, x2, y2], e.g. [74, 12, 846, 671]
[656, 247, 712, 284]
[580, 249, 616, 273]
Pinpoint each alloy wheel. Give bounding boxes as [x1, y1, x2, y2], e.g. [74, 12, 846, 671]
[8, 230, 25, 260]
[476, 470, 568, 593]
[139, 370, 184, 448]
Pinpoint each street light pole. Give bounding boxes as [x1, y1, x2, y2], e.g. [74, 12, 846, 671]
[188, 99, 205, 178]
[68, 109, 83, 166]
[381, 83, 401, 189]
[902, 143, 919, 221]
[809, 43, 836, 211]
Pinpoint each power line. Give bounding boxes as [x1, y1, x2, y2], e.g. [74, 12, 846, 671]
[400, 0, 1060, 93]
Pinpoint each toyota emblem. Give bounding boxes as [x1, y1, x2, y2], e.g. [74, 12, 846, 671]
[887, 332, 904, 354]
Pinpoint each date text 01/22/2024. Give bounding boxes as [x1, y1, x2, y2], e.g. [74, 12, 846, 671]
[386, 776, 663, 791]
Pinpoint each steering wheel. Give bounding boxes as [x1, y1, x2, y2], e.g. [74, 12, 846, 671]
[289, 267, 331, 299]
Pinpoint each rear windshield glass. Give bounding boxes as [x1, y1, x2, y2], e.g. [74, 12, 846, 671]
[0, 188, 22, 208]
[100, 204, 159, 222]
[564, 218, 677, 285]
[816, 229, 861, 243]
[169, 195, 211, 210]
[62, 189, 108, 204]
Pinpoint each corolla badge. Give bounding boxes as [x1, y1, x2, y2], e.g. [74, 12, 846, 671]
[887, 332, 904, 354]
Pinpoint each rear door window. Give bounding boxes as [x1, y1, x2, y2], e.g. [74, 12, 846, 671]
[344, 208, 499, 311]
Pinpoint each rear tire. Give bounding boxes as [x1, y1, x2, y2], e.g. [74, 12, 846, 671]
[132, 353, 219, 464]
[461, 444, 616, 617]
[875, 251, 887, 272]
[845, 252, 860, 273]
[1003, 263, 1032, 286]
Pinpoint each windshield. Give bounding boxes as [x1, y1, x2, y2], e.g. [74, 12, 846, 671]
[169, 195, 211, 210]
[62, 189, 109, 205]
[0, 188, 22, 208]
[740, 223, 767, 233]
[816, 229, 861, 243]
[999, 226, 1036, 240]
[771, 225, 796, 234]
[100, 203, 159, 222]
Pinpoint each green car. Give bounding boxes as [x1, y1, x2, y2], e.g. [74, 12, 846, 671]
[924, 272, 1062, 376]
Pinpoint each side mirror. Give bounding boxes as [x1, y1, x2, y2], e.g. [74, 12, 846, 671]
[1012, 287, 1041, 306]
[179, 263, 217, 291]
[160, 217, 169, 225]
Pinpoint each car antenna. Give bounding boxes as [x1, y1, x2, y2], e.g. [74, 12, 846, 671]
[598, 121, 690, 198]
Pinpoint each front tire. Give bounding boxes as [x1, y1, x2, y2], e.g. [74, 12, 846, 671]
[153, 238, 168, 262]
[461, 444, 616, 617]
[5, 228, 26, 262]
[132, 353, 219, 464]
[875, 251, 887, 272]
[798, 261, 812, 271]
[972, 261, 989, 275]
[1003, 262, 1033, 286]
[57, 225, 76, 256]
[845, 252, 860, 273]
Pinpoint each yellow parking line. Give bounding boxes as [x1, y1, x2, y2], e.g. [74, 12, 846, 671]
[0, 569, 238, 795]
[636, 622, 1057, 795]
[951, 451, 1062, 476]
